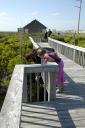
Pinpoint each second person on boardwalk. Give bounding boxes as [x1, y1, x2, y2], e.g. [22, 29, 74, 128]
[37, 48, 64, 93]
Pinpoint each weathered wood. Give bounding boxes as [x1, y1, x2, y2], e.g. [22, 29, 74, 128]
[48, 37, 85, 67]
[29, 37, 39, 49]
[20, 50, 85, 128]
[0, 65, 24, 128]
[0, 63, 57, 128]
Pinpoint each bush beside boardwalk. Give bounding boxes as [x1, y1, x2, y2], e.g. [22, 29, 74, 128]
[50, 33, 85, 48]
[0, 32, 47, 110]
[0, 32, 85, 110]
[0, 32, 33, 111]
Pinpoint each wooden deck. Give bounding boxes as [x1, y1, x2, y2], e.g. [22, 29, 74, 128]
[20, 44, 85, 128]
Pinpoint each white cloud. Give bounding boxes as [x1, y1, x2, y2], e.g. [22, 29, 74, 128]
[0, 12, 8, 17]
[0, 13, 20, 31]
[30, 11, 38, 16]
[51, 12, 60, 16]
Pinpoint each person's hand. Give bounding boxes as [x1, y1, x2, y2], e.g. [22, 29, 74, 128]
[44, 59, 47, 63]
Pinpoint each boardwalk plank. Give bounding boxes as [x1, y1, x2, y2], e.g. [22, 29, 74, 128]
[20, 43, 85, 128]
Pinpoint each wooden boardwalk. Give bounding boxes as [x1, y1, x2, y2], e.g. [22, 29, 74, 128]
[20, 44, 85, 128]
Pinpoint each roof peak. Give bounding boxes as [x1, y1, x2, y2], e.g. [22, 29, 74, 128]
[23, 19, 47, 28]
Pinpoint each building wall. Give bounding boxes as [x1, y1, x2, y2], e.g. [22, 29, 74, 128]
[24, 21, 46, 33]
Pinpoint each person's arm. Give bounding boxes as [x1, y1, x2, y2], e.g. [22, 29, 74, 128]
[44, 53, 55, 62]
[44, 58, 47, 63]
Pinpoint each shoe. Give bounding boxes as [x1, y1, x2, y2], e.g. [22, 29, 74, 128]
[56, 87, 64, 93]
[56, 88, 61, 93]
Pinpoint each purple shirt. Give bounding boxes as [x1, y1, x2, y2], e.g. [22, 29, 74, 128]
[44, 52, 61, 64]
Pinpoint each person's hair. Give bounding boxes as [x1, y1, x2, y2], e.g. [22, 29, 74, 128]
[37, 48, 46, 56]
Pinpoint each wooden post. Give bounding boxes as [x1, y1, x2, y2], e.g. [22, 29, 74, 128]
[48, 71, 56, 101]
[22, 73, 28, 103]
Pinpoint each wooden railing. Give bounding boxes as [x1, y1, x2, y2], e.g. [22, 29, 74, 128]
[0, 65, 24, 128]
[23, 64, 57, 102]
[29, 37, 39, 49]
[48, 38, 85, 67]
[31, 36, 47, 43]
[0, 64, 57, 128]
[32, 36, 42, 42]
[29, 36, 85, 67]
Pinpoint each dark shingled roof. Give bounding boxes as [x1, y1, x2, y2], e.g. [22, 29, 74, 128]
[23, 19, 47, 29]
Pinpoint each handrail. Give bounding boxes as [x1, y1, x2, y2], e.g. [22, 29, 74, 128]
[49, 37, 85, 53]
[48, 37, 85, 67]
[0, 65, 24, 128]
[29, 37, 39, 49]
[0, 64, 57, 128]
[31, 36, 44, 43]
[22, 63, 57, 102]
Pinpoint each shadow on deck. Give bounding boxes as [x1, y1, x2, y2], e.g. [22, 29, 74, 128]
[20, 71, 85, 128]
[19, 39, 85, 127]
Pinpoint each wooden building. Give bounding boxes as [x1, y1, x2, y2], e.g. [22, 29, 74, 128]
[23, 19, 47, 33]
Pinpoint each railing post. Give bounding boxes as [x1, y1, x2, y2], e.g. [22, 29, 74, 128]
[48, 71, 56, 101]
[73, 48, 75, 61]
[43, 71, 48, 101]
[22, 72, 28, 103]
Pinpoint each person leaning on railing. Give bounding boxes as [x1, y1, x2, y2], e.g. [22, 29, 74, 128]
[25, 48, 44, 84]
[37, 48, 64, 93]
[25, 49, 41, 64]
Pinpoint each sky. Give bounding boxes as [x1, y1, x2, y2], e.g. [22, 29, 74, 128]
[0, 0, 85, 32]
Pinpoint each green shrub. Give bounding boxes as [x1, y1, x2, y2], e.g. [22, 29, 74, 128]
[51, 33, 85, 47]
